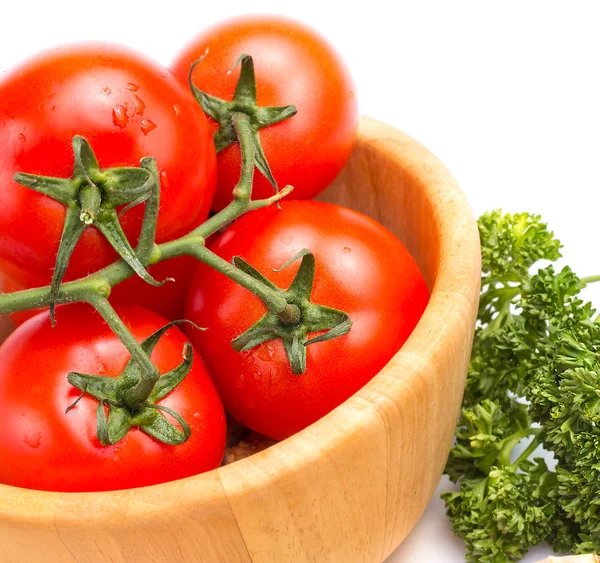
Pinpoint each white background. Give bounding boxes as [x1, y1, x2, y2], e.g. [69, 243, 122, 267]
[2, 1, 599, 561]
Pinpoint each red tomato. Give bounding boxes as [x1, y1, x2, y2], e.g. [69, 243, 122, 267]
[0, 304, 226, 492]
[185, 201, 429, 440]
[0, 273, 31, 326]
[171, 15, 358, 211]
[0, 43, 217, 320]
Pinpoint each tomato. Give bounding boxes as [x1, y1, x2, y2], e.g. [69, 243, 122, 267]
[0, 304, 226, 492]
[185, 201, 429, 440]
[171, 14, 358, 211]
[0, 43, 217, 320]
[0, 273, 31, 326]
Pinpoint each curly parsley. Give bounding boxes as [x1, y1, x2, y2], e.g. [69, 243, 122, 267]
[443, 211, 600, 561]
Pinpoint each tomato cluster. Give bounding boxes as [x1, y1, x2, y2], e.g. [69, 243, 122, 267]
[0, 15, 429, 492]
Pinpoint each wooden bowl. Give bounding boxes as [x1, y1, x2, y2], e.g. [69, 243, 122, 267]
[0, 116, 481, 562]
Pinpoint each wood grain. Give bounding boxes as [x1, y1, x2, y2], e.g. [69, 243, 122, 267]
[0, 116, 481, 563]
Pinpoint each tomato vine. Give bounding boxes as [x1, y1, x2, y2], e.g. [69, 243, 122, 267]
[0, 55, 353, 447]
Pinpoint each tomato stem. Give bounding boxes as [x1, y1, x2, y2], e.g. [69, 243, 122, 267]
[0, 196, 291, 319]
[230, 112, 255, 201]
[187, 53, 297, 191]
[189, 245, 288, 314]
[86, 295, 160, 406]
[278, 304, 302, 327]
[0, 278, 110, 316]
[230, 251, 352, 374]
[0, 106, 296, 323]
[0, 104, 300, 388]
[135, 157, 161, 265]
[66, 320, 198, 446]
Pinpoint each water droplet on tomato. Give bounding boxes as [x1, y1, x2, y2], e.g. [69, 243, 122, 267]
[112, 105, 129, 128]
[126, 82, 139, 91]
[132, 95, 146, 115]
[256, 345, 272, 362]
[17, 133, 26, 143]
[173, 104, 181, 117]
[101, 87, 112, 96]
[343, 247, 351, 253]
[140, 119, 158, 135]
[24, 429, 41, 449]
[112, 455, 121, 462]
[161, 71, 167, 78]
[160, 170, 170, 188]
[193, 412, 202, 419]
[259, 345, 276, 361]
[350, 91, 355, 99]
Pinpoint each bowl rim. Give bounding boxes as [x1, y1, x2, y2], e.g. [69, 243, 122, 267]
[0, 115, 481, 532]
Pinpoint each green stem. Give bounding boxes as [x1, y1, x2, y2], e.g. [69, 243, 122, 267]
[581, 274, 600, 285]
[86, 295, 158, 380]
[78, 183, 101, 225]
[512, 430, 542, 468]
[189, 245, 288, 314]
[0, 278, 110, 316]
[136, 157, 160, 265]
[191, 185, 293, 241]
[187, 109, 274, 239]
[0, 187, 291, 317]
[86, 294, 159, 408]
[0, 112, 292, 373]
[230, 112, 254, 201]
[0, 134, 291, 317]
[497, 428, 541, 468]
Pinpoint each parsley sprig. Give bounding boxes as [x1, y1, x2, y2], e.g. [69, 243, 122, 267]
[443, 210, 600, 561]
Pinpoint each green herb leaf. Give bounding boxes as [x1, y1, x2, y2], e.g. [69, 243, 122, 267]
[443, 210, 600, 560]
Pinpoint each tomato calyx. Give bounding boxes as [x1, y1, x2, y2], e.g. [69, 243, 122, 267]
[14, 136, 170, 326]
[66, 321, 195, 446]
[231, 249, 352, 374]
[188, 53, 297, 192]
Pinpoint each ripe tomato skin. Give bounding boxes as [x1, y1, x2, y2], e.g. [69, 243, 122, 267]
[0, 43, 217, 318]
[171, 15, 358, 211]
[185, 201, 429, 440]
[0, 304, 226, 492]
[0, 273, 33, 326]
